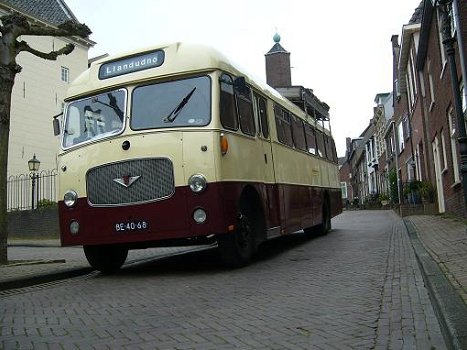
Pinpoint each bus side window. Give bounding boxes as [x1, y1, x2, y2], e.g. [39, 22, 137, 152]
[315, 130, 325, 158]
[219, 73, 238, 131]
[324, 135, 334, 162]
[330, 137, 338, 163]
[274, 105, 293, 147]
[236, 85, 255, 136]
[255, 94, 269, 138]
[291, 115, 306, 151]
[304, 123, 317, 155]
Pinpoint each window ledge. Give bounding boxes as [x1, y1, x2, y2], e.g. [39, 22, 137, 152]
[440, 61, 447, 79]
[451, 181, 461, 188]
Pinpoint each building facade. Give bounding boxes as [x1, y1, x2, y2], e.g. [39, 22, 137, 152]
[340, 0, 466, 217]
[0, 0, 93, 177]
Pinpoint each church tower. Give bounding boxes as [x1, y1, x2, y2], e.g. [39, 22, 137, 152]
[265, 33, 291, 88]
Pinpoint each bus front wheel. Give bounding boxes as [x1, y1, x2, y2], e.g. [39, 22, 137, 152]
[218, 211, 255, 268]
[83, 245, 128, 273]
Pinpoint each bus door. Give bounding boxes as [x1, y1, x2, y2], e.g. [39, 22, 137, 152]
[253, 93, 279, 232]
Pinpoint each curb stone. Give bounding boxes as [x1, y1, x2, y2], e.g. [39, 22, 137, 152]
[403, 218, 467, 350]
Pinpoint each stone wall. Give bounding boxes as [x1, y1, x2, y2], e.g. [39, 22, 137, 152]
[7, 207, 59, 239]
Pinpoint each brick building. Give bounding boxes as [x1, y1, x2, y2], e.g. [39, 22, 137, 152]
[340, 0, 466, 217]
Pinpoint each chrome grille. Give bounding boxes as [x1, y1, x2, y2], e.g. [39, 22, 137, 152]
[87, 158, 174, 206]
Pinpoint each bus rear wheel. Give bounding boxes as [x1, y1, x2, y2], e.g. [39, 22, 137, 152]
[218, 212, 255, 268]
[316, 200, 331, 235]
[83, 244, 128, 273]
[304, 200, 331, 237]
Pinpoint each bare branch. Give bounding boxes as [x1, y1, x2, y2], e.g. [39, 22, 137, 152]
[28, 20, 91, 38]
[0, 14, 91, 39]
[16, 41, 75, 60]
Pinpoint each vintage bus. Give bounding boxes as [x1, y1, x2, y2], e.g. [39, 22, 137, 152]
[54, 42, 342, 272]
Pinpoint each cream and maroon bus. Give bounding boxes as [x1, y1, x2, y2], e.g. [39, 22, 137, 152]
[54, 42, 342, 272]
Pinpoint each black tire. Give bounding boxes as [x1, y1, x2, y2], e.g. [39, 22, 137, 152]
[218, 211, 255, 268]
[316, 199, 331, 235]
[304, 199, 331, 237]
[83, 245, 128, 273]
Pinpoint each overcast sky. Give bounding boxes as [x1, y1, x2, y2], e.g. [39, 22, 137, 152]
[65, 0, 422, 156]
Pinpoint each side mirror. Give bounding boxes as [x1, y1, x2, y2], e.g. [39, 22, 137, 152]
[52, 113, 62, 136]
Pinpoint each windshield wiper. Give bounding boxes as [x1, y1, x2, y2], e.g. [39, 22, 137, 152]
[163, 87, 197, 123]
[92, 93, 124, 121]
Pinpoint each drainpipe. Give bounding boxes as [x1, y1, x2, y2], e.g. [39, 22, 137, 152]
[452, 0, 467, 109]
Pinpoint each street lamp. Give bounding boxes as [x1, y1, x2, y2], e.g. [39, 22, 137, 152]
[28, 154, 40, 210]
[439, 0, 467, 214]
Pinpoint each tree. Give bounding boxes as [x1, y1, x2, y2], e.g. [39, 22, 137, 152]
[0, 13, 91, 264]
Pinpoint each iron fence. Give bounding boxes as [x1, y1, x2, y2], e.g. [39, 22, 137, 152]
[7, 169, 58, 211]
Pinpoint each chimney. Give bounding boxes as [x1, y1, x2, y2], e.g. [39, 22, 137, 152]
[265, 33, 291, 88]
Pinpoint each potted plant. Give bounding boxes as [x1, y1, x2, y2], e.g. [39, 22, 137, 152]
[419, 181, 435, 203]
[379, 193, 390, 206]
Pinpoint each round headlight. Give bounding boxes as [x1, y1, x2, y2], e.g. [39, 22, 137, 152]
[64, 190, 78, 207]
[188, 174, 207, 193]
[193, 208, 207, 224]
[70, 220, 80, 235]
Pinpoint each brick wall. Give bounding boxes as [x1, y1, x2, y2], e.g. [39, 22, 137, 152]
[265, 52, 291, 88]
[7, 207, 59, 239]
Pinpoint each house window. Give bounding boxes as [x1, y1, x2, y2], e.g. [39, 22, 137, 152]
[427, 59, 435, 109]
[406, 51, 417, 108]
[416, 143, 423, 181]
[437, 9, 447, 71]
[402, 116, 410, 140]
[340, 182, 348, 199]
[461, 83, 466, 116]
[418, 71, 426, 98]
[61, 66, 69, 83]
[440, 129, 448, 172]
[407, 158, 415, 182]
[386, 133, 394, 157]
[397, 122, 405, 152]
[448, 109, 461, 183]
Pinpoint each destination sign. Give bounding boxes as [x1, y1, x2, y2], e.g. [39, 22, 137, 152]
[98, 50, 165, 80]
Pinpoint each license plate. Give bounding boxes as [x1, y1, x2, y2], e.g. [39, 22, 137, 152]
[115, 220, 149, 232]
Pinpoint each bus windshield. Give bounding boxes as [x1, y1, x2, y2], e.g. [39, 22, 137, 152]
[131, 75, 211, 130]
[62, 89, 126, 148]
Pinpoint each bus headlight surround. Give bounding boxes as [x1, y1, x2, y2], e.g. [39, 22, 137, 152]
[188, 174, 207, 193]
[193, 208, 207, 224]
[64, 190, 78, 207]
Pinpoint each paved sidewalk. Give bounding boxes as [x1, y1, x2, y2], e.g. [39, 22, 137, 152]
[403, 214, 467, 350]
[0, 239, 213, 291]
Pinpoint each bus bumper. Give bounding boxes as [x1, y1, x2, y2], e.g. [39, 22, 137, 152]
[59, 184, 230, 247]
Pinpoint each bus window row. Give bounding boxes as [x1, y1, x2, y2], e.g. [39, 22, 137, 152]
[220, 73, 269, 138]
[274, 104, 338, 163]
[219, 72, 337, 164]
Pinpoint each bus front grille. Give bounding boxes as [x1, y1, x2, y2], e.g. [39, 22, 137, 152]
[86, 158, 175, 206]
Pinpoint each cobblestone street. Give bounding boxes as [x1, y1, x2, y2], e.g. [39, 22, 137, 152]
[0, 210, 447, 349]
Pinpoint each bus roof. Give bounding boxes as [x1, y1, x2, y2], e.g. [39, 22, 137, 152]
[67, 42, 331, 134]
